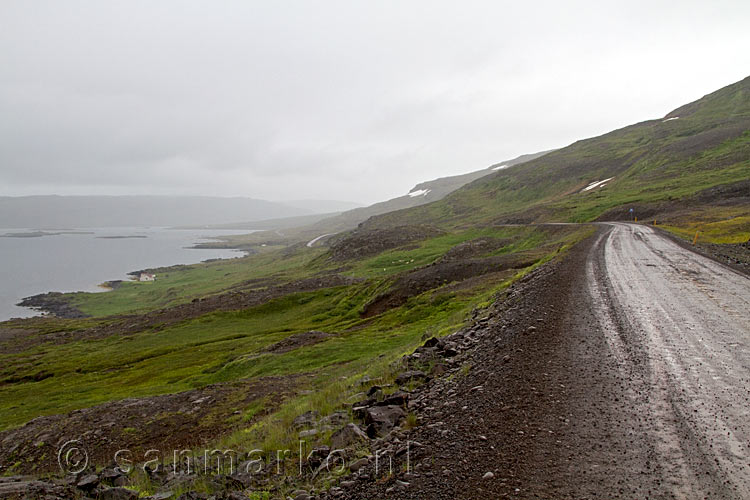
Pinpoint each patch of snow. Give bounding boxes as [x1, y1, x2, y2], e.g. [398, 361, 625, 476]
[492, 164, 509, 171]
[662, 117, 679, 122]
[582, 177, 614, 192]
[408, 189, 431, 197]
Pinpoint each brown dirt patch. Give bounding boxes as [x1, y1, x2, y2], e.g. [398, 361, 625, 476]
[262, 330, 335, 354]
[0, 328, 41, 355]
[0, 376, 301, 475]
[329, 225, 445, 261]
[437, 237, 512, 262]
[362, 252, 540, 317]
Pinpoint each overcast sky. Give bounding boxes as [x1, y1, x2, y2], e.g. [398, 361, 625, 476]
[1, 1, 748, 204]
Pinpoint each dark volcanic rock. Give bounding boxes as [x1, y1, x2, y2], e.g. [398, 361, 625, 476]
[352, 398, 377, 419]
[0, 477, 72, 499]
[377, 390, 410, 407]
[292, 410, 320, 430]
[331, 423, 369, 450]
[76, 473, 99, 491]
[99, 487, 139, 500]
[395, 370, 427, 386]
[305, 446, 331, 469]
[422, 337, 440, 348]
[364, 405, 406, 437]
[17, 291, 87, 318]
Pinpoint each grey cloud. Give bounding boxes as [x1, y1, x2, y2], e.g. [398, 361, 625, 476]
[1, 0, 749, 203]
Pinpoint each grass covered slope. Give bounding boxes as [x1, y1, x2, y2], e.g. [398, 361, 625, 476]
[362, 75, 750, 231]
[0, 224, 589, 433]
[0, 222, 592, 478]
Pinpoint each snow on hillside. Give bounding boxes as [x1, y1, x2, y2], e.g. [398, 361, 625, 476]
[582, 178, 613, 192]
[408, 189, 432, 197]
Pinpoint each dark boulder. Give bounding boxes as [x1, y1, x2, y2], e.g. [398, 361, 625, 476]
[422, 337, 440, 348]
[376, 390, 409, 407]
[395, 370, 427, 386]
[364, 405, 406, 437]
[76, 473, 99, 491]
[292, 410, 319, 430]
[331, 423, 369, 450]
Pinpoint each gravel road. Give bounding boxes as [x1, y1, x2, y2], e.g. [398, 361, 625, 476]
[343, 223, 749, 499]
[592, 223, 750, 498]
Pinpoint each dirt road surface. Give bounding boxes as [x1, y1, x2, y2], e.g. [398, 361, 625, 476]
[591, 223, 750, 498]
[344, 223, 750, 499]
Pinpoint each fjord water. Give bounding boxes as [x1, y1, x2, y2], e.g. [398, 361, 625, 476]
[0, 227, 252, 321]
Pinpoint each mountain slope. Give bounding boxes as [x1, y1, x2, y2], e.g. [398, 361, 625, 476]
[320, 150, 552, 231]
[361, 76, 750, 232]
[206, 150, 552, 247]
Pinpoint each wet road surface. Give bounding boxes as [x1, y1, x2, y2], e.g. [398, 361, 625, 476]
[592, 223, 750, 498]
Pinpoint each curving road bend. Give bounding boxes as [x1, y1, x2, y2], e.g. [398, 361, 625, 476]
[591, 223, 750, 498]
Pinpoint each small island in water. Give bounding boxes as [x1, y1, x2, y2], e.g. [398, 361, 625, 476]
[0, 230, 94, 238]
[96, 235, 148, 239]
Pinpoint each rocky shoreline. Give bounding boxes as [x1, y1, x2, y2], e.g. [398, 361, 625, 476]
[16, 291, 88, 319]
[15, 280, 126, 319]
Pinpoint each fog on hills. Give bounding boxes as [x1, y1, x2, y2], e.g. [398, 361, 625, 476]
[0, 195, 361, 229]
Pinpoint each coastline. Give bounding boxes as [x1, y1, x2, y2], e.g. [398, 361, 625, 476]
[16, 292, 88, 319]
[13, 253, 246, 320]
[2, 228, 256, 321]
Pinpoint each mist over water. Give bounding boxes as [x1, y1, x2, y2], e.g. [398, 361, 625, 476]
[0, 227, 253, 321]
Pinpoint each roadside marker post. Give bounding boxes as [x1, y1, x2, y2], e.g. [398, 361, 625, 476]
[693, 231, 700, 245]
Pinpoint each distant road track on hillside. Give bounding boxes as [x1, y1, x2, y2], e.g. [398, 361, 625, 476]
[306, 233, 337, 248]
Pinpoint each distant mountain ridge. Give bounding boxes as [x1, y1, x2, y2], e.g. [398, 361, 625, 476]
[195, 150, 553, 244]
[404, 151, 554, 204]
[0, 195, 343, 228]
[287, 150, 553, 233]
[283, 199, 363, 214]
